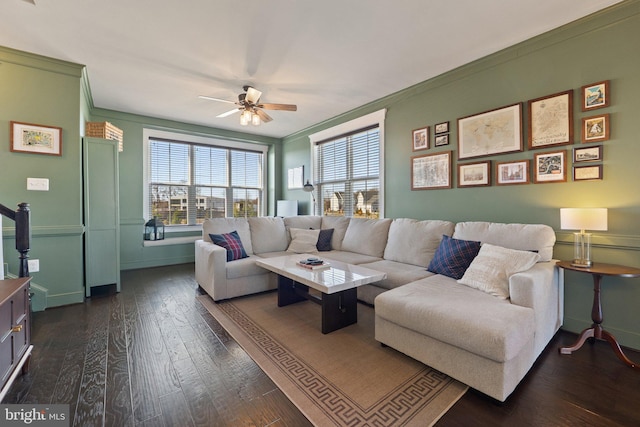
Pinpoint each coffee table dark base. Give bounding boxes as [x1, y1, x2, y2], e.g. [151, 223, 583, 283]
[277, 275, 358, 334]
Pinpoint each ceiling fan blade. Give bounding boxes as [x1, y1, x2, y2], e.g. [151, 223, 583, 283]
[258, 103, 297, 111]
[216, 108, 240, 118]
[245, 87, 262, 104]
[199, 95, 236, 104]
[255, 109, 273, 123]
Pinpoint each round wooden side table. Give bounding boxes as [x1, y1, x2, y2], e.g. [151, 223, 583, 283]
[556, 260, 640, 369]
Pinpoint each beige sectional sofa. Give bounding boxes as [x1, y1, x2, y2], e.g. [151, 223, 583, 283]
[194, 215, 563, 402]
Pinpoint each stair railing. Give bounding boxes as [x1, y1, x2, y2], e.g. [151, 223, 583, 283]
[0, 202, 31, 277]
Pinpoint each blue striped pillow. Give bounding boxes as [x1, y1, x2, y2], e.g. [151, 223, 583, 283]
[209, 230, 248, 261]
[427, 235, 481, 279]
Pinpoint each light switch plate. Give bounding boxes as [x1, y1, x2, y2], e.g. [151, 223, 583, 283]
[27, 177, 49, 191]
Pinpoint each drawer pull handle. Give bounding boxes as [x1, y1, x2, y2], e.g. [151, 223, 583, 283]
[11, 325, 22, 333]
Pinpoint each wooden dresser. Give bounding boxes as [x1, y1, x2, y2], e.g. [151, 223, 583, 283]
[0, 277, 32, 401]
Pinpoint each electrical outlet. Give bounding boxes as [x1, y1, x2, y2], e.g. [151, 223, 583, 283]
[28, 259, 39, 273]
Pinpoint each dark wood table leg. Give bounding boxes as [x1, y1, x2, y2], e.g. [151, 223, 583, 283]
[277, 275, 308, 307]
[321, 288, 357, 334]
[560, 273, 640, 369]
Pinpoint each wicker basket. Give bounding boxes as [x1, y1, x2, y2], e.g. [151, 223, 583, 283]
[86, 121, 124, 152]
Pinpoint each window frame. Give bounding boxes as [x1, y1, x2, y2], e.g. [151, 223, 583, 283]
[308, 109, 386, 218]
[143, 128, 269, 229]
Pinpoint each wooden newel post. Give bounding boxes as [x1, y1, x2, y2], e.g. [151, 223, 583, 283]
[15, 203, 31, 278]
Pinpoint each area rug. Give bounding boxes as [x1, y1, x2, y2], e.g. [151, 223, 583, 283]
[197, 291, 467, 426]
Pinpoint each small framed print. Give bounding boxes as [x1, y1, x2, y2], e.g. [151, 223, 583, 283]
[527, 90, 573, 149]
[582, 114, 610, 143]
[581, 80, 610, 111]
[574, 145, 602, 163]
[434, 121, 449, 135]
[10, 121, 63, 156]
[496, 160, 529, 186]
[458, 161, 491, 188]
[534, 150, 567, 183]
[434, 134, 449, 147]
[412, 127, 429, 151]
[574, 164, 603, 181]
[411, 151, 452, 190]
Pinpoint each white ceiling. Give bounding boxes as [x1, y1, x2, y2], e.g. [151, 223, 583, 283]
[1, 0, 623, 138]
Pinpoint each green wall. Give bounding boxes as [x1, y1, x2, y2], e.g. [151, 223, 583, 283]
[282, 2, 640, 349]
[0, 47, 85, 309]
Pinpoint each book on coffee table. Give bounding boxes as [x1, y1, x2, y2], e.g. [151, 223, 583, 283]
[297, 260, 330, 270]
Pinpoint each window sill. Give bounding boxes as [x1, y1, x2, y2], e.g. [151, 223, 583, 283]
[143, 235, 200, 247]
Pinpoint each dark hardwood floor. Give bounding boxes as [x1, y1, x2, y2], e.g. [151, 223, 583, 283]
[5, 263, 640, 426]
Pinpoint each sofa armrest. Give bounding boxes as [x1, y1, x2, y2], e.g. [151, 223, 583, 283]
[509, 261, 564, 354]
[195, 239, 228, 300]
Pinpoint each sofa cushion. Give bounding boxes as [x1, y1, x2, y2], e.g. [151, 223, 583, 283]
[342, 218, 392, 257]
[319, 250, 382, 265]
[287, 228, 321, 253]
[375, 276, 535, 362]
[284, 216, 322, 237]
[203, 218, 253, 255]
[226, 256, 269, 279]
[209, 231, 249, 262]
[359, 260, 433, 290]
[321, 216, 350, 250]
[452, 222, 555, 262]
[458, 243, 541, 299]
[428, 235, 481, 279]
[384, 218, 455, 267]
[249, 217, 289, 254]
[316, 228, 334, 251]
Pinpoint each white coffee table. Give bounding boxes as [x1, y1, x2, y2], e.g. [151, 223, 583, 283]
[255, 255, 386, 334]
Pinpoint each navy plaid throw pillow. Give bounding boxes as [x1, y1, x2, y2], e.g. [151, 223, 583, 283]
[427, 235, 481, 280]
[209, 230, 248, 262]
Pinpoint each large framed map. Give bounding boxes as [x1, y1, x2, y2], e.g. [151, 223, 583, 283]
[527, 90, 573, 149]
[457, 103, 522, 160]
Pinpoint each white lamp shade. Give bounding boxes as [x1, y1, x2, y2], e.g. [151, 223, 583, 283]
[560, 208, 608, 231]
[276, 200, 298, 217]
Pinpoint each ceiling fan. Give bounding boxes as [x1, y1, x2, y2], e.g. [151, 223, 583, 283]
[199, 86, 297, 125]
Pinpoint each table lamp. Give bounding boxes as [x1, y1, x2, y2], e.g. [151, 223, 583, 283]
[560, 208, 608, 267]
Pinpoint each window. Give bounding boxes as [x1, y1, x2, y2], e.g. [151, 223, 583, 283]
[144, 129, 267, 226]
[310, 110, 385, 218]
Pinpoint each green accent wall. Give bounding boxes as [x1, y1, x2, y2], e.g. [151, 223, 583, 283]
[0, 47, 86, 309]
[282, 2, 640, 349]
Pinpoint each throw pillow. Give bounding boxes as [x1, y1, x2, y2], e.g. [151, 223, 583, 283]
[316, 228, 334, 251]
[427, 235, 481, 279]
[209, 230, 248, 262]
[457, 243, 541, 299]
[287, 228, 321, 253]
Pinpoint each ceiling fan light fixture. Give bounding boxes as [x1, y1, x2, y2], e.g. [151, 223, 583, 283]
[240, 109, 252, 126]
[251, 113, 261, 126]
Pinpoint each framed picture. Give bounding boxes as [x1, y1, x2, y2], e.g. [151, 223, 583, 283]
[287, 165, 304, 189]
[434, 121, 449, 135]
[581, 80, 610, 111]
[457, 103, 522, 160]
[581, 114, 610, 143]
[574, 164, 603, 181]
[458, 161, 491, 188]
[574, 145, 603, 163]
[496, 160, 529, 185]
[527, 90, 573, 149]
[411, 151, 452, 190]
[534, 150, 567, 183]
[10, 121, 63, 156]
[434, 134, 449, 147]
[412, 127, 429, 151]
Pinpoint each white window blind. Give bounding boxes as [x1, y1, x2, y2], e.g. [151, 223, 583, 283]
[148, 138, 263, 225]
[313, 125, 380, 218]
